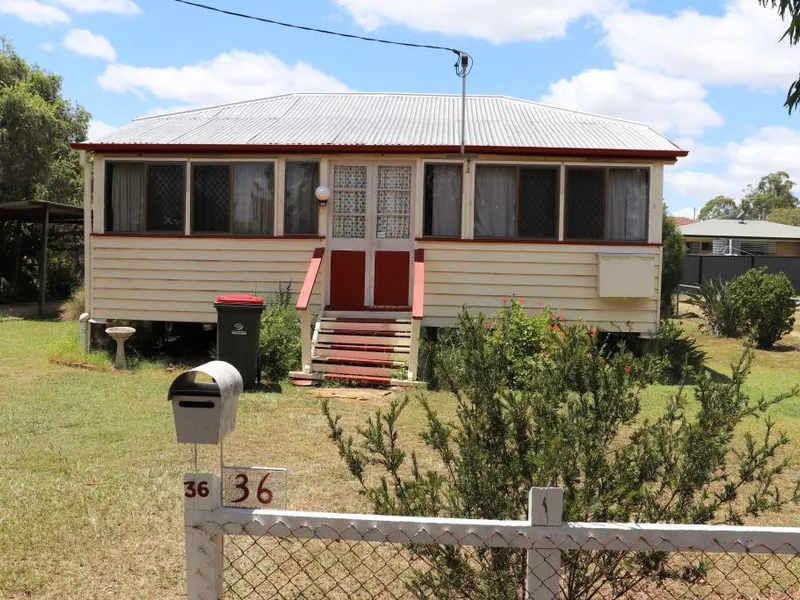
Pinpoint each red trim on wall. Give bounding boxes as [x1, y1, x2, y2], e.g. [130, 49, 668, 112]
[92, 232, 324, 240]
[412, 249, 425, 321]
[71, 142, 687, 160]
[296, 247, 325, 311]
[416, 237, 661, 247]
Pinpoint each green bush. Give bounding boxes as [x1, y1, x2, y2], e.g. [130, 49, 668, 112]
[259, 283, 302, 382]
[46, 251, 82, 300]
[58, 284, 85, 320]
[323, 303, 800, 599]
[687, 277, 741, 338]
[657, 319, 706, 383]
[729, 267, 796, 349]
[661, 207, 686, 317]
[0, 276, 11, 303]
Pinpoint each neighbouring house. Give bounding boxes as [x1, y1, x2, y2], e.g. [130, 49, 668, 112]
[71, 93, 687, 384]
[671, 216, 695, 227]
[680, 218, 800, 256]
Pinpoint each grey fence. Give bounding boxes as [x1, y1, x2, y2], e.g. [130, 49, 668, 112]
[682, 255, 800, 291]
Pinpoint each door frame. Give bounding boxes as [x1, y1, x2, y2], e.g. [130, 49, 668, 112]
[325, 160, 416, 309]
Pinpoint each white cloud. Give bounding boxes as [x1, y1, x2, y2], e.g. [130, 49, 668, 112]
[39, 42, 55, 51]
[97, 50, 351, 107]
[88, 119, 117, 140]
[336, 0, 621, 43]
[666, 127, 800, 201]
[602, 0, 800, 89]
[671, 207, 699, 219]
[50, 0, 139, 14]
[540, 63, 723, 136]
[0, 0, 69, 26]
[63, 29, 116, 61]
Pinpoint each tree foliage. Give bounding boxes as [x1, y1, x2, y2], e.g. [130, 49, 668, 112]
[0, 39, 88, 301]
[767, 207, 800, 226]
[661, 205, 686, 316]
[324, 308, 800, 599]
[741, 171, 798, 220]
[759, 1, 800, 113]
[697, 195, 737, 221]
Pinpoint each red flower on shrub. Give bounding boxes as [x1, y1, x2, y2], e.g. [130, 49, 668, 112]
[487, 321, 493, 328]
[624, 366, 632, 374]
[518, 298, 525, 305]
[590, 328, 597, 336]
[560, 331, 566, 338]
[502, 297, 509, 303]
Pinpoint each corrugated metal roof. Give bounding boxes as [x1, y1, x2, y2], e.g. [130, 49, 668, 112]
[681, 219, 800, 240]
[81, 93, 684, 154]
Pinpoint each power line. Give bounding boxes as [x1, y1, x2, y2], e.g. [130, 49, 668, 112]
[173, 0, 465, 57]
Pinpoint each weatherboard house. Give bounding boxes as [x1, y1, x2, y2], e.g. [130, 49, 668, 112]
[72, 92, 687, 384]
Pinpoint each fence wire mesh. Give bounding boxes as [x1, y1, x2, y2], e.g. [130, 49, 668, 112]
[220, 523, 800, 600]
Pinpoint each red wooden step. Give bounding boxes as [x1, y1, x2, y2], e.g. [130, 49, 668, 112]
[323, 373, 392, 385]
[315, 355, 403, 367]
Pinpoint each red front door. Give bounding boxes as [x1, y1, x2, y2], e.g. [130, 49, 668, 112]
[328, 164, 413, 309]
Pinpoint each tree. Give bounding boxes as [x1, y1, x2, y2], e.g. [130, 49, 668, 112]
[767, 207, 800, 226]
[0, 39, 88, 300]
[661, 205, 686, 317]
[759, 1, 800, 113]
[740, 171, 798, 220]
[697, 195, 737, 220]
[324, 307, 800, 599]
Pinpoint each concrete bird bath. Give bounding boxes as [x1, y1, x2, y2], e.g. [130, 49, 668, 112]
[105, 326, 136, 369]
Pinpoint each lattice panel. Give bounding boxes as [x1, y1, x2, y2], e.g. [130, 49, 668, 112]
[519, 167, 557, 238]
[334, 166, 367, 189]
[333, 190, 367, 214]
[333, 215, 366, 238]
[193, 165, 229, 232]
[376, 215, 410, 239]
[566, 168, 604, 240]
[147, 164, 184, 231]
[378, 166, 412, 190]
[377, 191, 411, 215]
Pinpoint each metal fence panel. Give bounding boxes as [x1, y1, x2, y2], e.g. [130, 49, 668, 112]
[682, 255, 800, 290]
[755, 257, 800, 291]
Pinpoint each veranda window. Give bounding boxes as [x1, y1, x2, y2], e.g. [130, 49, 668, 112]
[423, 163, 462, 237]
[192, 163, 275, 234]
[105, 162, 184, 233]
[565, 167, 649, 241]
[284, 161, 319, 235]
[473, 165, 558, 239]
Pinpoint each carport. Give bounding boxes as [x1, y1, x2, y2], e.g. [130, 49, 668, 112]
[0, 200, 84, 316]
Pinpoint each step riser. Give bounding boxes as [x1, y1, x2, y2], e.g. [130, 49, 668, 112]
[315, 348, 410, 362]
[312, 363, 399, 378]
[317, 333, 410, 347]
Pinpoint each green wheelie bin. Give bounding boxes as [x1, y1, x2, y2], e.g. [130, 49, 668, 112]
[214, 294, 265, 390]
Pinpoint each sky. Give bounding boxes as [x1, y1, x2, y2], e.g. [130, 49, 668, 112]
[2, 0, 800, 218]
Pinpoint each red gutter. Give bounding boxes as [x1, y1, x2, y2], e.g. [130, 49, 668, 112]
[70, 142, 687, 160]
[296, 247, 325, 311]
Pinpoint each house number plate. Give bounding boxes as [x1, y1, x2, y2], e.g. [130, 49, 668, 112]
[221, 466, 287, 509]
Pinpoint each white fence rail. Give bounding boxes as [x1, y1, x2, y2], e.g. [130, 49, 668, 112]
[184, 473, 800, 599]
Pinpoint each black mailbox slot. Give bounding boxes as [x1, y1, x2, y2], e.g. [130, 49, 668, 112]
[178, 400, 215, 409]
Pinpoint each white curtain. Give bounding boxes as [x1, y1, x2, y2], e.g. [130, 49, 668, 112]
[285, 162, 318, 234]
[607, 169, 648, 241]
[110, 163, 145, 232]
[474, 166, 515, 238]
[232, 164, 274, 234]
[429, 164, 462, 236]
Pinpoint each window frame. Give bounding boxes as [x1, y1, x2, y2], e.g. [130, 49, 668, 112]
[563, 165, 651, 243]
[104, 160, 186, 235]
[283, 159, 321, 236]
[472, 163, 561, 240]
[190, 161, 277, 236]
[422, 162, 463, 239]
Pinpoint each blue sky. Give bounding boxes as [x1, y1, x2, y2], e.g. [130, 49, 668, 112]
[3, 0, 800, 218]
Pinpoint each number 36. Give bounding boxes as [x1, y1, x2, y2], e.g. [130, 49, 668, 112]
[184, 480, 209, 498]
[232, 473, 273, 505]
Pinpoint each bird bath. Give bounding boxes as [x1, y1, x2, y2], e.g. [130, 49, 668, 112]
[105, 326, 136, 369]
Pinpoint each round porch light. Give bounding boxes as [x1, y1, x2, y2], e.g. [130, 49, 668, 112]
[315, 185, 331, 206]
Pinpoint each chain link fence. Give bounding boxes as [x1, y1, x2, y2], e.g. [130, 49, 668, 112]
[184, 477, 800, 600]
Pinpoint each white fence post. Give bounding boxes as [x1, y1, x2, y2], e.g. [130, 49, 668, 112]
[184, 473, 223, 600]
[525, 487, 563, 600]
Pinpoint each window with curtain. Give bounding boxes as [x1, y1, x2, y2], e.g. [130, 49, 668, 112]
[423, 163, 462, 237]
[565, 167, 650, 241]
[104, 162, 184, 232]
[284, 161, 319, 235]
[473, 165, 558, 239]
[188, 163, 275, 234]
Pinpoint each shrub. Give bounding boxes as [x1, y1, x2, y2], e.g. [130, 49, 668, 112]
[0, 276, 11, 303]
[729, 267, 796, 349]
[58, 284, 85, 321]
[687, 277, 741, 337]
[259, 283, 302, 382]
[323, 305, 799, 599]
[661, 206, 686, 317]
[657, 319, 706, 383]
[46, 251, 82, 300]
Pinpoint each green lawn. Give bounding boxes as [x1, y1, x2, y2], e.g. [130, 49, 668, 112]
[1, 317, 800, 598]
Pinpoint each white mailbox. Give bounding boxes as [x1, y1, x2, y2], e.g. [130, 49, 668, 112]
[168, 361, 243, 444]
